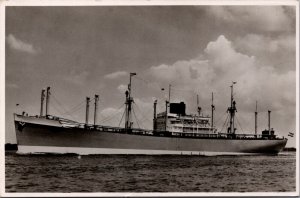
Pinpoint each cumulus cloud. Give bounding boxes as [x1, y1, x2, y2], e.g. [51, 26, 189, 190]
[234, 34, 296, 72]
[6, 34, 38, 54]
[146, 35, 295, 136]
[104, 71, 128, 79]
[235, 34, 295, 54]
[98, 97, 155, 129]
[207, 6, 294, 32]
[99, 107, 124, 127]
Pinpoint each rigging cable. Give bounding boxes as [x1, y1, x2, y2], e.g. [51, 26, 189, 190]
[64, 97, 95, 120]
[63, 103, 85, 116]
[214, 111, 228, 128]
[236, 113, 251, 132]
[220, 114, 229, 133]
[132, 108, 141, 129]
[99, 103, 125, 124]
[51, 94, 77, 120]
[134, 76, 152, 85]
[236, 116, 245, 134]
[133, 103, 153, 126]
[118, 108, 126, 127]
[51, 94, 69, 114]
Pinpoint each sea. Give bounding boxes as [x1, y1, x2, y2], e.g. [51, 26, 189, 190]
[5, 151, 296, 193]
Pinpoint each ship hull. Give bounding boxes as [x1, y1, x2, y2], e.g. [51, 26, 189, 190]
[14, 115, 287, 155]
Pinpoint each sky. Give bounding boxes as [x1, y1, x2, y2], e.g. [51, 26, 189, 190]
[4, 5, 297, 147]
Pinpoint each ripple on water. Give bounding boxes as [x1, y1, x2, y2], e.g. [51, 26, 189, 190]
[5, 153, 297, 192]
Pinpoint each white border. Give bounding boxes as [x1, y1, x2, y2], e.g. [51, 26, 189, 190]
[295, 1, 299, 197]
[1, 0, 299, 197]
[1, 0, 299, 6]
[0, 1, 5, 198]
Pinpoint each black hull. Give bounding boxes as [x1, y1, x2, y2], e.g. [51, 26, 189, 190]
[14, 115, 287, 155]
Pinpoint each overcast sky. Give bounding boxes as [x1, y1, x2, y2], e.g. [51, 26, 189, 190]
[5, 5, 296, 147]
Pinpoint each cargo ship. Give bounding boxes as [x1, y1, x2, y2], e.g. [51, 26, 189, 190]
[14, 73, 287, 155]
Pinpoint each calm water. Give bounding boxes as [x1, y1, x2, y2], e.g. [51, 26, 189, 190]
[5, 152, 296, 192]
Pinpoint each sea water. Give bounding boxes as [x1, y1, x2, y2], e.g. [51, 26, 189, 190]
[5, 152, 296, 192]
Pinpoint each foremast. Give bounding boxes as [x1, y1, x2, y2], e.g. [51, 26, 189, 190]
[211, 92, 215, 130]
[125, 72, 136, 132]
[227, 82, 237, 134]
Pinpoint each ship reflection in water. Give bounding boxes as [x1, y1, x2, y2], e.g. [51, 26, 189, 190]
[5, 152, 296, 192]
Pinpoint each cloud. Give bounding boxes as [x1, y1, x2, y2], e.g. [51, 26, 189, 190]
[207, 6, 294, 32]
[65, 70, 89, 85]
[146, 35, 295, 136]
[234, 34, 296, 72]
[117, 84, 128, 94]
[132, 98, 154, 129]
[98, 97, 155, 129]
[6, 34, 38, 54]
[104, 71, 128, 79]
[99, 107, 124, 127]
[235, 34, 295, 54]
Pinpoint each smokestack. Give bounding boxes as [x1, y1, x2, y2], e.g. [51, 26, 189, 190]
[268, 110, 271, 133]
[45, 87, 51, 116]
[40, 89, 46, 116]
[94, 95, 99, 125]
[86, 97, 90, 125]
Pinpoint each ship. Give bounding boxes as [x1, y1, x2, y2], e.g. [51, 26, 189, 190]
[14, 73, 288, 155]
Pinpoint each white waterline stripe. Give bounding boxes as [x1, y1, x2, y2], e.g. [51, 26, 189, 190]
[17, 145, 262, 156]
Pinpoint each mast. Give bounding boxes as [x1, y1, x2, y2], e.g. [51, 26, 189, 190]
[168, 84, 171, 103]
[197, 94, 201, 116]
[85, 97, 90, 125]
[153, 100, 157, 131]
[255, 101, 258, 135]
[125, 72, 136, 131]
[40, 89, 46, 117]
[45, 86, 51, 116]
[227, 82, 237, 134]
[211, 92, 215, 130]
[268, 110, 271, 133]
[94, 94, 99, 126]
[165, 100, 168, 132]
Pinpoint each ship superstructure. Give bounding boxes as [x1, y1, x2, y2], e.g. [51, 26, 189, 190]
[155, 106, 215, 136]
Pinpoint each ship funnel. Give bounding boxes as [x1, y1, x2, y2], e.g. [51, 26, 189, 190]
[94, 95, 99, 126]
[86, 97, 90, 125]
[45, 87, 51, 116]
[40, 89, 46, 117]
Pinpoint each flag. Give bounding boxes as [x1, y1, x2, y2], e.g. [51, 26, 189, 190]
[288, 132, 294, 137]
